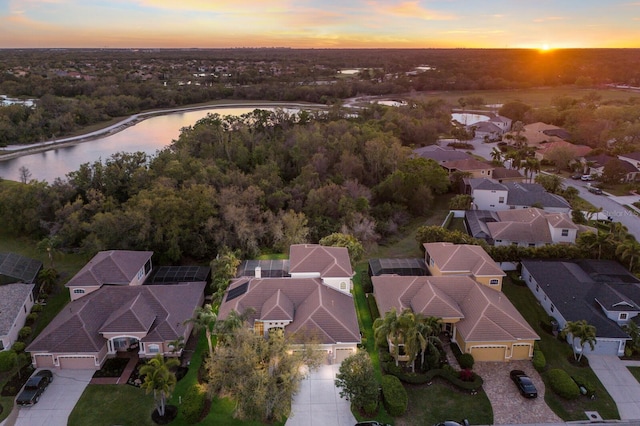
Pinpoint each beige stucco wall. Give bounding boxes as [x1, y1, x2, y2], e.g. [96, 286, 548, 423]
[69, 285, 100, 301]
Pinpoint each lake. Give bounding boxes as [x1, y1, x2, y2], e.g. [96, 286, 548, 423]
[451, 113, 490, 126]
[0, 106, 290, 183]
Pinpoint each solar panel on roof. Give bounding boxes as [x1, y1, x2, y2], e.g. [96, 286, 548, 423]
[226, 281, 249, 302]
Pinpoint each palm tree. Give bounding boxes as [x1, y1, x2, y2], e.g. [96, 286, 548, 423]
[616, 239, 640, 272]
[140, 354, 180, 417]
[561, 320, 597, 361]
[490, 148, 502, 163]
[37, 236, 61, 269]
[609, 221, 629, 240]
[415, 315, 442, 368]
[37, 267, 59, 297]
[216, 308, 255, 343]
[167, 336, 185, 355]
[184, 304, 217, 359]
[373, 308, 405, 366]
[524, 157, 541, 183]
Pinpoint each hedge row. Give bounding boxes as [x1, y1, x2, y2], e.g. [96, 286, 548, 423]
[181, 383, 208, 424]
[547, 369, 580, 400]
[382, 362, 483, 391]
[381, 375, 408, 417]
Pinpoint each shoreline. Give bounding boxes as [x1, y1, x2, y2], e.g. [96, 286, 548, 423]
[0, 101, 324, 162]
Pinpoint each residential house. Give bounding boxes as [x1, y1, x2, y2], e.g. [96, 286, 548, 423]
[372, 275, 539, 361]
[412, 145, 472, 164]
[507, 122, 566, 148]
[218, 277, 360, 363]
[288, 244, 354, 293]
[582, 154, 639, 181]
[470, 121, 503, 141]
[534, 141, 592, 162]
[0, 252, 42, 284]
[442, 158, 495, 179]
[521, 259, 640, 356]
[465, 208, 588, 247]
[27, 281, 206, 369]
[0, 284, 35, 351]
[487, 115, 512, 133]
[424, 242, 506, 291]
[618, 152, 640, 170]
[65, 250, 153, 301]
[465, 178, 571, 213]
[492, 167, 525, 183]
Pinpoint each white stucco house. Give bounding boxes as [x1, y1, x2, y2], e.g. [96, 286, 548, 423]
[0, 284, 35, 351]
[465, 178, 571, 213]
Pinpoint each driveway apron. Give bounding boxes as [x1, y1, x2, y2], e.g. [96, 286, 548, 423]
[588, 355, 640, 421]
[12, 369, 94, 426]
[286, 362, 357, 426]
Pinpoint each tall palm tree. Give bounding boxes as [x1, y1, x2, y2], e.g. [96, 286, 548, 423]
[561, 320, 597, 361]
[184, 304, 217, 359]
[37, 236, 61, 269]
[373, 308, 405, 366]
[490, 148, 502, 163]
[140, 354, 180, 417]
[415, 315, 442, 368]
[216, 307, 255, 343]
[616, 239, 640, 272]
[609, 221, 629, 240]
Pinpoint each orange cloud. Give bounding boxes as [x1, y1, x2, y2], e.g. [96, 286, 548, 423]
[134, 0, 292, 13]
[368, 1, 456, 20]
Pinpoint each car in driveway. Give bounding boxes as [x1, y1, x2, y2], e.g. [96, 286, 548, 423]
[581, 175, 594, 181]
[16, 369, 53, 406]
[355, 422, 391, 426]
[434, 421, 470, 426]
[510, 369, 538, 398]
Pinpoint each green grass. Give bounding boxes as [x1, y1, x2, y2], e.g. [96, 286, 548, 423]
[448, 217, 467, 233]
[400, 382, 493, 426]
[68, 384, 157, 426]
[502, 277, 619, 421]
[628, 367, 640, 384]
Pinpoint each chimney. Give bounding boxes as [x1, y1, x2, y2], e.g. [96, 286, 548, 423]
[255, 266, 262, 279]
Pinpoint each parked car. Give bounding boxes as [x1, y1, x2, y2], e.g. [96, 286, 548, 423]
[355, 422, 391, 426]
[581, 175, 594, 181]
[510, 369, 538, 398]
[16, 369, 53, 406]
[434, 421, 470, 426]
[571, 174, 583, 180]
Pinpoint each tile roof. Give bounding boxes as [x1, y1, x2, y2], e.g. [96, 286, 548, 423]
[0, 284, 35, 336]
[442, 158, 494, 172]
[289, 244, 353, 278]
[502, 182, 571, 209]
[372, 275, 539, 343]
[492, 167, 523, 180]
[218, 277, 360, 345]
[536, 141, 591, 158]
[65, 250, 153, 287]
[466, 178, 507, 191]
[27, 282, 205, 353]
[620, 152, 640, 161]
[412, 145, 472, 163]
[521, 259, 640, 339]
[423, 242, 505, 278]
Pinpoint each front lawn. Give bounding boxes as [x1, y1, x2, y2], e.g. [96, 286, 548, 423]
[502, 277, 619, 421]
[68, 384, 156, 426]
[628, 367, 640, 384]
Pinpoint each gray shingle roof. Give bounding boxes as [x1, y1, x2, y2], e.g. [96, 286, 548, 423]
[503, 182, 571, 209]
[521, 259, 639, 339]
[466, 178, 507, 191]
[0, 284, 34, 336]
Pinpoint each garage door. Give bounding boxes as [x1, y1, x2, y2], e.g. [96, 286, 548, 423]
[335, 348, 355, 363]
[58, 356, 97, 369]
[584, 339, 621, 356]
[511, 344, 532, 360]
[470, 346, 506, 362]
[34, 354, 55, 368]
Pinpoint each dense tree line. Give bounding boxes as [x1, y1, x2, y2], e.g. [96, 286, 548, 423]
[0, 104, 451, 263]
[2, 48, 640, 146]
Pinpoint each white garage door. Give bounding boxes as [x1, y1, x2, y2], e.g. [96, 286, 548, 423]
[584, 340, 621, 356]
[335, 348, 355, 363]
[58, 356, 97, 369]
[34, 354, 55, 368]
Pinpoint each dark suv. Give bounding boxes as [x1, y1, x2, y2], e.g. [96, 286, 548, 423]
[16, 370, 53, 406]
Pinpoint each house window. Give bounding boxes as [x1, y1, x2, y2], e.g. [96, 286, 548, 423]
[561, 229, 569, 237]
[620, 313, 628, 321]
[544, 295, 547, 301]
[496, 239, 502, 243]
[550, 304, 555, 313]
[148, 344, 160, 354]
[73, 289, 85, 294]
[24, 305, 27, 313]
[0, 340, 3, 350]
[490, 279, 499, 285]
[528, 243, 536, 247]
[535, 284, 539, 292]
[340, 282, 347, 291]
[511, 242, 518, 246]
[499, 196, 505, 204]
[137, 268, 144, 280]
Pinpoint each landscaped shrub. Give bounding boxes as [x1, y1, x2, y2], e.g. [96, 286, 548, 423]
[18, 326, 32, 340]
[459, 368, 474, 381]
[30, 304, 43, 313]
[381, 375, 408, 417]
[533, 348, 546, 372]
[0, 350, 17, 372]
[458, 353, 474, 369]
[181, 383, 207, 424]
[11, 342, 26, 353]
[363, 401, 378, 416]
[26, 313, 38, 325]
[548, 368, 580, 400]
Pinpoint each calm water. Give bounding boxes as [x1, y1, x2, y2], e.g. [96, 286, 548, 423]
[451, 113, 490, 125]
[0, 107, 280, 183]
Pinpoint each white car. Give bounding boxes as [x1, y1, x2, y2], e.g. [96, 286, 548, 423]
[581, 175, 594, 181]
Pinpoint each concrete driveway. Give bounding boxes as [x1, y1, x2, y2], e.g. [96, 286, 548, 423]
[588, 355, 640, 421]
[473, 361, 561, 425]
[7, 369, 94, 426]
[286, 363, 357, 426]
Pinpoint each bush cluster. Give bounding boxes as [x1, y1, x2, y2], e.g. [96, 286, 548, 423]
[547, 368, 580, 400]
[380, 375, 408, 417]
[30, 304, 43, 313]
[0, 350, 17, 372]
[26, 313, 38, 325]
[18, 326, 32, 340]
[532, 347, 546, 372]
[458, 353, 475, 370]
[181, 383, 208, 424]
[11, 342, 26, 353]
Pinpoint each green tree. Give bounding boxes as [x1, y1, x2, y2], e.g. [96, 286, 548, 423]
[622, 322, 640, 355]
[319, 232, 365, 264]
[560, 320, 597, 361]
[448, 194, 473, 210]
[334, 351, 379, 413]
[534, 173, 562, 194]
[616, 239, 640, 272]
[602, 158, 630, 184]
[373, 307, 405, 366]
[37, 235, 61, 268]
[37, 267, 59, 296]
[139, 354, 180, 418]
[271, 209, 309, 253]
[210, 248, 241, 302]
[184, 304, 217, 359]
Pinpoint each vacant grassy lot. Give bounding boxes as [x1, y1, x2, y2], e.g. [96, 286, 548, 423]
[502, 277, 619, 421]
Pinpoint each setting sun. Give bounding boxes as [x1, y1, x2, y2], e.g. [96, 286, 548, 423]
[540, 44, 551, 52]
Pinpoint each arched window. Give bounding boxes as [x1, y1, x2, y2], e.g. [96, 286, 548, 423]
[148, 344, 160, 354]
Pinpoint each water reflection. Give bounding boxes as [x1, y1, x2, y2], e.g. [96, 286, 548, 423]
[0, 107, 277, 183]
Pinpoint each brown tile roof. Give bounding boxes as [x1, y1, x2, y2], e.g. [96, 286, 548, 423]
[219, 277, 360, 344]
[289, 244, 353, 278]
[536, 141, 591, 158]
[423, 242, 505, 277]
[372, 275, 539, 343]
[441, 158, 494, 172]
[492, 167, 523, 180]
[65, 250, 153, 287]
[27, 282, 205, 353]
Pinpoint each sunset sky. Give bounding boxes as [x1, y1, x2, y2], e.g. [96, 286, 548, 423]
[1, 0, 639, 49]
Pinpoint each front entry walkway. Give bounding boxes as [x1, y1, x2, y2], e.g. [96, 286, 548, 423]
[588, 355, 640, 420]
[286, 362, 356, 426]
